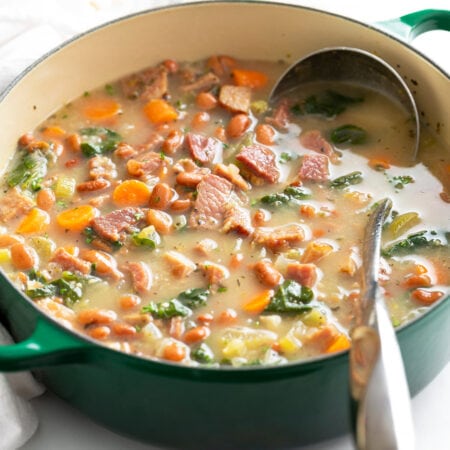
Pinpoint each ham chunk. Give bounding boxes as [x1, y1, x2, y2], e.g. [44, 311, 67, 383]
[298, 154, 330, 182]
[127, 151, 163, 179]
[300, 130, 338, 162]
[123, 261, 153, 293]
[50, 248, 91, 275]
[253, 260, 283, 287]
[181, 72, 220, 92]
[253, 224, 305, 252]
[219, 85, 251, 113]
[301, 241, 334, 263]
[195, 238, 218, 256]
[121, 65, 168, 100]
[80, 249, 123, 281]
[214, 163, 250, 191]
[164, 251, 196, 278]
[266, 99, 289, 130]
[91, 207, 144, 243]
[186, 133, 221, 164]
[236, 144, 280, 183]
[286, 262, 317, 287]
[0, 187, 34, 222]
[199, 261, 230, 286]
[222, 202, 254, 237]
[189, 174, 233, 230]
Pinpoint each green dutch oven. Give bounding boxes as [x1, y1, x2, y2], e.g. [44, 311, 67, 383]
[0, 3, 449, 449]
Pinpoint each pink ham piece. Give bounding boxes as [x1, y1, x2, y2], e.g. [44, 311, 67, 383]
[298, 154, 330, 182]
[189, 174, 233, 229]
[185, 133, 221, 164]
[286, 262, 318, 287]
[236, 144, 280, 183]
[300, 130, 338, 162]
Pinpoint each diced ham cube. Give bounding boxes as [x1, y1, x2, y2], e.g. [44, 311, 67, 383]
[123, 261, 153, 294]
[222, 202, 254, 237]
[50, 247, 91, 275]
[253, 224, 305, 252]
[0, 187, 34, 222]
[181, 72, 220, 92]
[189, 174, 233, 230]
[199, 261, 230, 285]
[298, 154, 330, 182]
[163, 251, 196, 278]
[286, 262, 317, 287]
[236, 144, 280, 183]
[300, 130, 338, 162]
[185, 133, 221, 164]
[127, 151, 163, 179]
[219, 85, 251, 113]
[266, 99, 289, 130]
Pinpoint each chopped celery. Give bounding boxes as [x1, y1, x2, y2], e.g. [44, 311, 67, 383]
[132, 225, 161, 249]
[54, 176, 76, 200]
[7, 151, 47, 192]
[301, 309, 327, 327]
[29, 236, 56, 260]
[388, 212, 420, 237]
[250, 100, 268, 115]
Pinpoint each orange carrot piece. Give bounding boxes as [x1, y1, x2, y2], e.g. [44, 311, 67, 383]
[41, 125, 66, 139]
[243, 289, 273, 314]
[143, 99, 178, 124]
[16, 208, 50, 234]
[162, 341, 186, 361]
[83, 98, 121, 121]
[411, 289, 444, 305]
[326, 334, 351, 353]
[232, 69, 268, 89]
[113, 180, 151, 206]
[368, 157, 391, 171]
[56, 205, 99, 231]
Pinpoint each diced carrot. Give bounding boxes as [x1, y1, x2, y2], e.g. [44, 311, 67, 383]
[411, 289, 444, 305]
[414, 264, 428, 275]
[143, 99, 178, 124]
[312, 228, 326, 238]
[162, 341, 186, 361]
[16, 208, 50, 234]
[41, 125, 66, 139]
[113, 180, 151, 206]
[243, 289, 273, 314]
[83, 98, 121, 121]
[232, 69, 268, 89]
[300, 204, 316, 218]
[56, 205, 99, 231]
[368, 157, 391, 171]
[301, 241, 333, 263]
[326, 334, 351, 353]
[217, 308, 238, 324]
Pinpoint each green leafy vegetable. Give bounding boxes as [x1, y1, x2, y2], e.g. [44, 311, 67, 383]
[330, 171, 363, 189]
[382, 230, 446, 257]
[142, 299, 192, 319]
[192, 343, 215, 364]
[7, 151, 48, 191]
[392, 175, 414, 189]
[330, 124, 367, 145]
[260, 186, 311, 206]
[265, 280, 313, 314]
[104, 84, 116, 95]
[279, 152, 293, 163]
[291, 90, 363, 118]
[132, 226, 161, 249]
[79, 127, 122, 157]
[177, 288, 210, 308]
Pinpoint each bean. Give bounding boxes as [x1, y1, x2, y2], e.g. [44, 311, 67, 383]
[184, 326, 210, 343]
[170, 199, 192, 213]
[162, 341, 186, 362]
[169, 317, 185, 340]
[80, 249, 123, 280]
[214, 126, 226, 141]
[77, 308, 117, 326]
[119, 294, 141, 310]
[217, 308, 238, 324]
[196, 92, 218, 110]
[229, 253, 244, 269]
[411, 289, 444, 305]
[226, 113, 250, 138]
[197, 313, 214, 324]
[253, 260, 283, 287]
[10, 243, 38, 270]
[191, 111, 210, 129]
[18, 133, 34, 147]
[36, 188, 56, 211]
[65, 133, 81, 152]
[176, 171, 204, 188]
[252, 208, 271, 226]
[147, 209, 172, 234]
[162, 130, 184, 154]
[88, 326, 111, 340]
[255, 124, 275, 145]
[112, 322, 137, 337]
[77, 178, 111, 192]
[149, 182, 173, 210]
[162, 59, 178, 74]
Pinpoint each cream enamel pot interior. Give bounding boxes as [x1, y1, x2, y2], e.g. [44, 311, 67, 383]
[0, 3, 449, 449]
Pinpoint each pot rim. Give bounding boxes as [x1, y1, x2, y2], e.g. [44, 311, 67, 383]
[0, 0, 448, 379]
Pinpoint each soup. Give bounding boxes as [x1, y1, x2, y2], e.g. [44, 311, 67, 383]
[0, 56, 448, 367]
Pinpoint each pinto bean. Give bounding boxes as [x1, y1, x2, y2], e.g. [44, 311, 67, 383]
[18, 133, 35, 147]
[149, 183, 173, 210]
[255, 124, 275, 145]
[119, 294, 141, 310]
[147, 209, 172, 234]
[112, 322, 137, 337]
[196, 92, 218, 110]
[170, 199, 192, 213]
[184, 326, 210, 343]
[88, 326, 111, 340]
[65, 133, 81, 152]
[191, 111, 210, 129]
[162, 130, 184, 154]
[163, 341, 187, 362]
[10, 243, 38, 270]
[252, 208, 271, 226]
[217, 308, 238, 324]
[36, 188, 55, 212]
[176, 171, 204, 188]
[226, 113, 251, 138]
[80, 249, 123, 280]
[123, 261, 153, 294]
[253, 260, 283, 287]
[162, 59, 178, 74]
[77, 309, 117, 326]
[77, 178, 111, 192]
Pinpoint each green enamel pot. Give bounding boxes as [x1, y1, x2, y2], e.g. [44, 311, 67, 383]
[0, 3, 449, 449]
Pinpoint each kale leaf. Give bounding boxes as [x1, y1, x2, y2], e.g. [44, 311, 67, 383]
[330, 124, 367, 145]
[329, 171, 363, 189]
[265, 280, 313, 314]
[7, 151, 48, 191]
[260, 186, 311, 206]
[382, 230, 446, 257]
[79, 127, 122, 157]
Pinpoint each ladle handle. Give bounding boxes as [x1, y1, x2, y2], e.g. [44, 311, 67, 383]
[377, 9, 450, 41]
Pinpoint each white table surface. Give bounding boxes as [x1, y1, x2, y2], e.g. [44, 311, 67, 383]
[8, 1, 449, 449]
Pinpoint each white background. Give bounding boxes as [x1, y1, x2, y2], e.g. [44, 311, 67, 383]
[1, 1, 448, 449]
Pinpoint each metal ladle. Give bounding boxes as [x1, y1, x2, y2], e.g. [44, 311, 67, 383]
[269, 47, 420, 160]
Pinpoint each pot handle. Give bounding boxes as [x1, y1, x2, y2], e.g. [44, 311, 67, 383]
[377, 9, 450, 41]
[0, 318, 92, 372]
